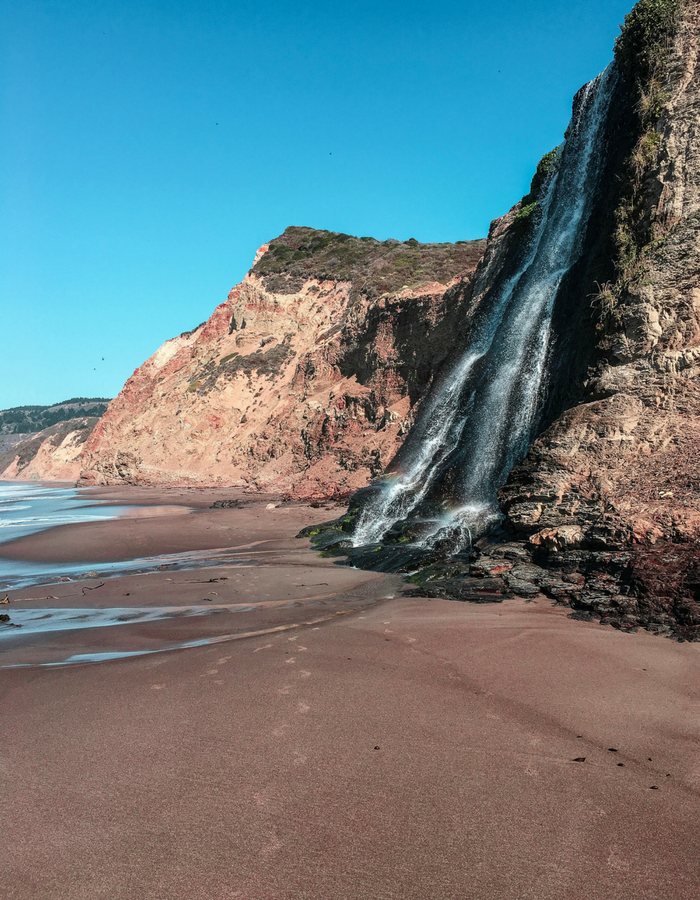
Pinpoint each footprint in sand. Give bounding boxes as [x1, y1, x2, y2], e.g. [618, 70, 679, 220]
[217, 656, 231, 664]
[151, 684, 165, 690]
[254, 644, 273, 653]
[299, 670, 312, 679]
[285, 657, 296, 664]
[297, 701, 310, 714]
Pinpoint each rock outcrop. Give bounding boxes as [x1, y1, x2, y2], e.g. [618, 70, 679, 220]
[496, 0, 700, 638]
[0, 418, 100, 482]
[79, 229, 486, 497]
[308, 1, 700, 640]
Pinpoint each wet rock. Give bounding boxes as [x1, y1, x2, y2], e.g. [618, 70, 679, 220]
[505, 576, 540, 598]
[568, 610, 596, 622]
[403, 576, 511, 604]
[469, 557, 514, 578]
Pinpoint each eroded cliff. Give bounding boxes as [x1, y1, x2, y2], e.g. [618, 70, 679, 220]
[0, 417, 100, 482]
[79, 229, 486, 497]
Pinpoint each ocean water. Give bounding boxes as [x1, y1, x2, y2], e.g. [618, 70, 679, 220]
[0, 482, 134, 545]
[0, 482, 137, 588]
[0, 482, 254, 590]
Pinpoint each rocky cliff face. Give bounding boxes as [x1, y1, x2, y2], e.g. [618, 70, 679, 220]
[309, 1, 700, 639]
[0, 418, 100, 482]
[496, 0, 700, 637]
[79, 229, 486, 497]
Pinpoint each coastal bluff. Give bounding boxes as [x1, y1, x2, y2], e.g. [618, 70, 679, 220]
[78, 228, 486, 497]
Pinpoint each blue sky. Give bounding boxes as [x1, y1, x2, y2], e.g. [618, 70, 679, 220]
[2, 0, 633, 408]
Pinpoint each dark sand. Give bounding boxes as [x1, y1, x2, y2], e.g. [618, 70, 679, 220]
[1, 489, 699, 899]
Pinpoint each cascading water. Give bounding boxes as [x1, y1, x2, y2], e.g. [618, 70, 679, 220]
[352, 65, 616, 551]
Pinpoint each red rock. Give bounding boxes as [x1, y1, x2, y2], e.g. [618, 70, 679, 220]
[79, 229, 486, 497]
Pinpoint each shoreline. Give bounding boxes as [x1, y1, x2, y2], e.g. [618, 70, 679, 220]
[0, 485, 392, 667]
[0, 488, 337, 564]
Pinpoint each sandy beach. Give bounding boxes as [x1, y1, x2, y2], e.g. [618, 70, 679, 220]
[1, 488, 699, 898]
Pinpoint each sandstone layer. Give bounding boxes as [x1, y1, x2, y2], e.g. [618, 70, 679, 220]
[0, 417, 100, 482]
[79, 229, 485, 498]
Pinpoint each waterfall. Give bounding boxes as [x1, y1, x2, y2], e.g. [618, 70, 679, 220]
[352, 65, 616, 550]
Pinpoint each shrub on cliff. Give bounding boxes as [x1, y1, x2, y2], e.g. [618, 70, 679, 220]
[593, 0, 685, 334]
[252, 226, 486, 299]
[614, 0, 681, 86]
[512, 147, 559, 239]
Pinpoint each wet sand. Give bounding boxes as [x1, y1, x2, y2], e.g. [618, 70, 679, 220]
[1, 490, 699, 898]
[0, 487, 335, 563]
[0, 490, 395, 666]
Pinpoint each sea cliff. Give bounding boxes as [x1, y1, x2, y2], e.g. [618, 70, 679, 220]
[78, 229, 486, 497]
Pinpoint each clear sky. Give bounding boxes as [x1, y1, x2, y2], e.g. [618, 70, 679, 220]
[2, 0, 633, 408]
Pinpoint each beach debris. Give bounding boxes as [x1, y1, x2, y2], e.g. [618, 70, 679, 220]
[617, 763, 625, 767]
[0, 613, 10, 624]
[650, 786, 659, 790]
[1, 594, 9, 604]
[81, 581, 105, 595]
[266, 503, 277, 510]
[573, 757, 587, 763]
[374, 746, 380, 751]
[608, 748, 618, 752]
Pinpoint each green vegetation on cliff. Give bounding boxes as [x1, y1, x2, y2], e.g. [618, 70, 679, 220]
[512, 148, 559, 238]
[252, 227, 486, 298]
[614, 0, 681, 84]
[593, 0, 683, 331]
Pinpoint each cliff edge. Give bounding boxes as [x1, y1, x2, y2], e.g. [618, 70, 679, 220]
[79, 228, 486, 497]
